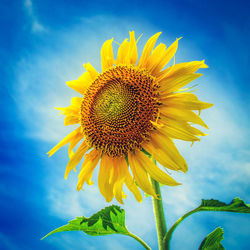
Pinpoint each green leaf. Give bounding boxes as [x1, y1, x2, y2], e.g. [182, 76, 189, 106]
[199, 227, 224, 250]
[42, 205, 151, 249]
[164, 197, 250, 249]
[42, 205, 129, 239]
[199, 198, 250, 213]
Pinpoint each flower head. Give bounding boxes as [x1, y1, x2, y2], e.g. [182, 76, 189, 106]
[48, 31, 213, 204]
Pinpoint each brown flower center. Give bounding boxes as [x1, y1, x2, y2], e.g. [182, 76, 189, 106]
[81, 65, 160, 157]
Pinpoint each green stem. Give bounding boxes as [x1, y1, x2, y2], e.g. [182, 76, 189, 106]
[127, 232, 151, 250]
[150, 176, 167, 250]
[163, 207, 200, 249]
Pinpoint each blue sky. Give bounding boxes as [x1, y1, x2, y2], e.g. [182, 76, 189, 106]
[1, 0, 250, 249]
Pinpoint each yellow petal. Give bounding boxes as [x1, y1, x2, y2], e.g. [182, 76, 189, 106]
[113, 174, 124, 204]
[55, 97, 81, 116]
[128, 152, 157, 198]
[77, 150, 101, 190]
[160, 73, 202, 95]
[127, 31, 138, 65]
[101, 38, 114, 71]
[112, 157, 128, 204]
[161, 92, 213, 110]
[143, 133, 187, 172]
[124, 172, 142, 202]
[98, 154, 114, 202]
[160, 107, 208, 128]
[66, 71, 92, 94]
[151, 38, 181, 76]
[157, 60, 208, 82]
[137, 32, 161, 68]
[71, 97, 82, 107]
[64, 141, 89, 179]
[47, 127, 81, 157]
[159, 117, 200, 142]
[112, 164, 124, 204]
[119, 158, 143, 202]
[58, 97, 82, 117]
[83, 63, 99, 81]
[136, 150, 180, 186]
[64, 115, 80, 126]
[55, 106, 79, 116]
[117, 39, 129, 64]
[152, 131, 188, 172]
[68, 131, 83, 158]
[187, 125, 207, 136]
[146, 43, 166, 71]
[146, 131, 188, 172]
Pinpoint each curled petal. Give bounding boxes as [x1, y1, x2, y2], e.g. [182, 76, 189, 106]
[83, 63, 99, 80]
[66, 72, 92, 94]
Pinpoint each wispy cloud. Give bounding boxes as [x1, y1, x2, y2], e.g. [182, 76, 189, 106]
[24, 0, 45, 33]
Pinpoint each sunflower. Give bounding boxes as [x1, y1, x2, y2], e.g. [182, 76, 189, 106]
[48, 31, 213, 204]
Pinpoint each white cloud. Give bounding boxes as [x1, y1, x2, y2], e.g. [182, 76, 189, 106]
[24, 0, 45, 33]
